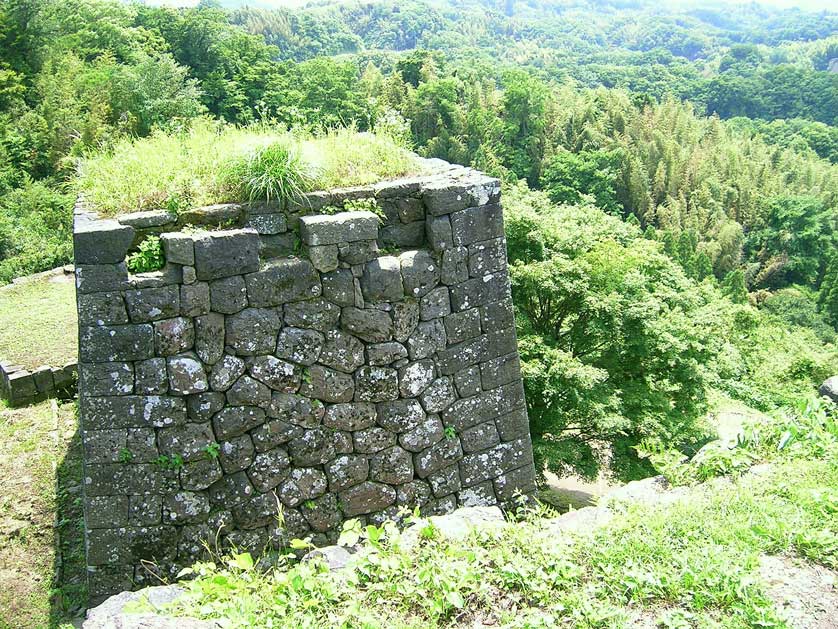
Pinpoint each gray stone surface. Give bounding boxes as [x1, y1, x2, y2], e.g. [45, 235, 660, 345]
[74, 164, 533, 602]
[74, 219, 135, 265]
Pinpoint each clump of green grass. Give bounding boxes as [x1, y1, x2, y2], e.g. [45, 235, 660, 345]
[76, 120, 422, 216]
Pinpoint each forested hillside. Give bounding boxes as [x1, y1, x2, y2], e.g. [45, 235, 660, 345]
[1, 0, 837, 480]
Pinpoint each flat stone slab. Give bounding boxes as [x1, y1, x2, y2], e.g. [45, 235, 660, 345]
[83, 585, 218, 628]
[300, 211, 379, 246]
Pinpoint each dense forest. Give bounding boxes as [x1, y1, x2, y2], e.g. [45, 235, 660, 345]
[1, 0, 837, 480]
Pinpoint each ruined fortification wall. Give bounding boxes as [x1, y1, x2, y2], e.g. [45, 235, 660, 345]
[74, 162, 536, 602]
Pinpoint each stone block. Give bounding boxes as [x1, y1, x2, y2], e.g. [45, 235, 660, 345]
[458, 437, 533, 487]
[163, 491, 211, 524]
[419, 377, 457, 414]
[284, 299, 340, 332]
[451, 204, 504, 246]
[180, 283, 210, 317]
[225, 308, 281, 355]
[250, 418, 303, 452]
[75, 263, 129, 294]
[301, 493, 342, 532]
[414, 436, 462, 478]
[160, 233, 194, 266]
[80, 324, 154, 362]
[32, 366, 54, 394]
[268, 392, 324, 427]
[421, 175, 501, 216]
[480, 353, 521, 390]
[407, 319, 446, 360]
[180, 203, 244, 226]
[79, 362, 134, 396]
[83, 428, 126, 463]
[441, 381, 525, 432]
[288, 427, 336, 466]
[210, 276, 248, 314]
[379, 221, 425, 248]
[321, 269, 355, 306]
[460, 421, 501, 454]
[370, 445, 413, 484]
[454, 366, 481, 398]
[352, 426, 396, 453]
[154, 317, 195, 356]
[248, 355, 301, 392]
[208, 471, 255, 508]
[245, 258, 321, 307]
[124, 286, 180, 323]
[355, 366, 398, 402]
[81, 395, 185, 430]
[480, 298, 515, 332]
[247, 447, 291, 492]
[209, 354, 246, 392]
[440, 247, 468, 285]
[227, 375, 271, 407]
[77, 292, 128, 326]
[186, 392, 225, 422]
[428, 465, 461, 497]
[193, 229, 260, 280]
[399, 414, 444, 452]
[458, 481, 497, 507]
[158, 422, 215, 462]
[325, 455, 369, 492]
[392, 300, 419, 342]
[420, 286, 450, 321]
[338, 481, 396, 516]
[376, 398, 424, 432]
[319, 331, 365, 373]
[493, 464, 537, 502]
[119, 210, 177, 229]
[307, 245, 339, 273]
[360, 256, 403, 302]
[323, 402, 376, 431]
[218, 434, 255, 474]
[443, 309, 481, 345]
[85, 496, 129, 528]
[299, 365, 354, 403]
[399, 250, 439, 298]
[180, 458, 223, 491]
[496, 407, 530, 442]
[275, 327, 324, 365]
[396, 479, 433, 508]
[166, 354, 208, 395]
[449, 273, 510, 312]
[338, 240, 380, 265]
[195, 313, 225, 365]
[341, 306, 393, 343]
[74, 219, 135, 265]
[468, 237, 507, 277]
[212, 406, 266, 440]
[367, 341, 408, 366]
[245, 213, 287, 235]
[277, 468, 328, 507]
[425, 215, 453, 251]
[435, 334, 489, 375]
[300, 211, 379, 246]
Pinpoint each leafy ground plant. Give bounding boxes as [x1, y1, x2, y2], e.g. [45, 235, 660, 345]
[126, 235, 165, 274]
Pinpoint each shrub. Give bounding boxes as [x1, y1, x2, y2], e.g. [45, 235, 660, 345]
[126, 236, 165, 274]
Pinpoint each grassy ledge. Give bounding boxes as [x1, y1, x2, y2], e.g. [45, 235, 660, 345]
[76, 120, 426, 217]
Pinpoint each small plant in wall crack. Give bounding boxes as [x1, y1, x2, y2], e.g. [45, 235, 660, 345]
[444, 426, 457, 440]
[154, 454, 184, 471]
[203, 442, 221, 459]
[118, 448, 133, 463]
[126, 235, 165, 273]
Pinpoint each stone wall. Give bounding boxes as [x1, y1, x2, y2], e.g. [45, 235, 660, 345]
[0, 360, 76, 406]
[74, 162, 536, 602]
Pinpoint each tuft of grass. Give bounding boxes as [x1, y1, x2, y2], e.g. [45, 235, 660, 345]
[77, 120, 423, 217]
[0, 278, 77, 370]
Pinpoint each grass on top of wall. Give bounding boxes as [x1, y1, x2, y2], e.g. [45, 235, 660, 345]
[76, 119, 425, 217]
[0, 277, 77, 370]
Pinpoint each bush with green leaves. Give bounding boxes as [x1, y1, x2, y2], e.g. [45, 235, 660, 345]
[126, 236, 165, 274]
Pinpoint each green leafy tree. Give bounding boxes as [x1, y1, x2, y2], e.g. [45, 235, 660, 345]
[722, 270, 748, 304]
[540, 149, 623, 214]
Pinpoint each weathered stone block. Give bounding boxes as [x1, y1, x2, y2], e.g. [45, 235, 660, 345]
[78, 292, 128, 326]
[218, 434, 255, 474]
[193, 229, 260, 280]
[307, 245, 339, 273]
[75, 263, 129, 294]
[468, 237, 507, 277]
[300, 211, 379, 246]
[79, 362, 134, 396]
[428, 465, 461, 497]
[83, 428, 126, 463]
[124, 286, 180, 323]
[440, 247, 468, 285]
[301, 494, 342, 533]
[321, 269, 355, 306]
[208, 471, 255, 508]
[288, 428, 336, 466]
[79, 324, 154, 362]
[460, 421, 501, 454]
[355, 366, 398, 402]
[352, 426, 396, 453]
[495, 407, 530, 442]
[339, 481, 396, 516]
[444, 309, 481, 345]
[212, 406, 266, 440]
[319, 331, 365, 373]
[248, 355, 300, 392]
[209, 354, 246, 392]
[367, 341, 408, 366]
[449, 274, 510, 312]
[267, 393, 324, 427]
[360, 256, 403, 302]
[85, 496, 129, 529]
[493, 464, 537, 502]
[163, 491, 211, 525]
[210, 276, 248, 314]
[458, 481, 497, 507]
[458, 437, 534, 487]
[426, 215, 453, 251]
[392, 300, 419, 342]
[158, 422, 214, 462]
[435, 334, 489, 375]
[166, 354, 208, 395]
[376, 398, 424, 432]
[246, 213, 287, 235]
[325, 454, 369, 492]
[179, 283, 210, 317]
[420, 286, 450, 321]
[414, 436, 463, 478]
[299, 365, 354, 403]
[226, 308, 281, 355]
[186, 392, 225, 422]
[400, 250, 439, 298]
[251, 418, 303, 452]
[74, 219, 135, 265]
[338, 240, 380, 265]
[195, 313, 225, 365]
[370, 445, 413, 484]
[180, 458, 223, 491]
[284, 298, 340, 332]
[227, 375, 271, 407]
[82, 395, 186, 430]
[245, 258, 320, 307]
[441, 381, 525, 432]
[419, 377, 457, 414]
[323, 402, 376, 431]
[341, 307, 393, 343]
[421, 175, 500, 216]
[247, 447, 291, 492]
[154, 317, 194, 356]
[480, 353, 521, 390]
[276, 327, 324, 365]
[454, 365, 482, 398]
[407, 319, 446, 360]
[278, 468, 328, 507]
[451, 204, 504, 246]
[160, 233, 194, 266]
[399, 414, 445, 452]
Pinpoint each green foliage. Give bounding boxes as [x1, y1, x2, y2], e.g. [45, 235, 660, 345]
[224, 141, 311, 204]
[126, 236, 165, 274]
[540, 149, 623, 215]
[506, 184, 719, 480]
[722, 270, 749, 304]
